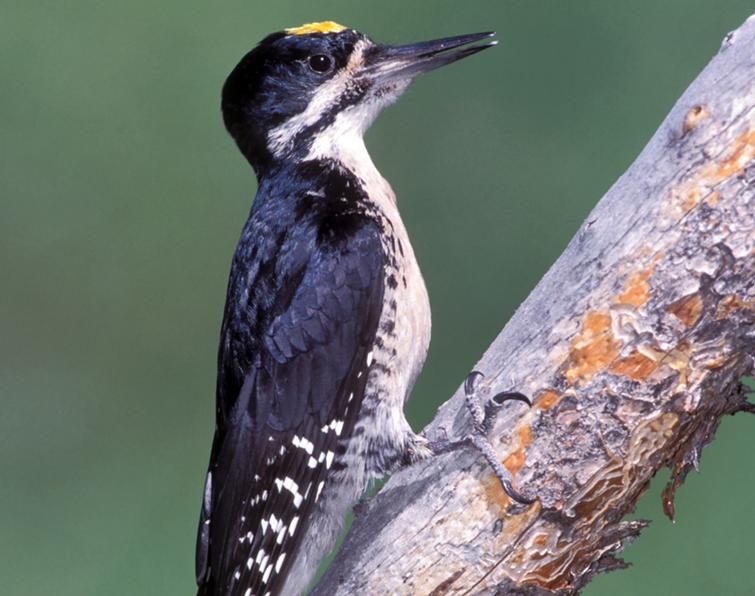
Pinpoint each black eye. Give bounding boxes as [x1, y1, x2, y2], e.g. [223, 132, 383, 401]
[308, 54, 333, 73]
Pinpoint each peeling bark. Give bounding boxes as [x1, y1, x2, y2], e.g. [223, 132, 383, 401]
[313, 14, 755, 596]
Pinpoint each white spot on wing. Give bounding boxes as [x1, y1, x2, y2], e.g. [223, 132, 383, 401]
[299, 437, 314, 454]
[283, 476, 303, 507]
[275, 553, 286, 573]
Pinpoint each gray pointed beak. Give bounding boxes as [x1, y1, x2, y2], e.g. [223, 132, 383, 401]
[364, 31, 497, 83]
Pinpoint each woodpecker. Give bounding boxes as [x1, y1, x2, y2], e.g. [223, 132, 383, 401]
[196, 21, 531, 596]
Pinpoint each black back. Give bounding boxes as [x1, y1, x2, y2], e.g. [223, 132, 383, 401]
[196, 159, 386, 595]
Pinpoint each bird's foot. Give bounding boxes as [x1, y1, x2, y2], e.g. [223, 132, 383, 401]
[464, 370, 532, 434]
[404, 372, 535, 504]
[465, 370, 534, 504]
[426, 371, 535, 505]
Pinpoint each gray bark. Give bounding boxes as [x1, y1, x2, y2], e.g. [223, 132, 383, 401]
[314, 14, 755, 596]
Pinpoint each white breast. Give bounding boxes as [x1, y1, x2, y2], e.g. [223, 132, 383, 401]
[308, 127, 432, 470]
[374, 199, 432, 405]
[330, 129, 431, 404]
[279, 128, 432, 596]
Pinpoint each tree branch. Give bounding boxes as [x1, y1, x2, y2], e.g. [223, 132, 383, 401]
[314, 14, 755, 596]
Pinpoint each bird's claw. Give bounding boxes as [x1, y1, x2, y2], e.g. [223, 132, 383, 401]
[463, 370, 535, 505]
[464, 370, 485, 395]
[420, 372, 536, 505]
[484, 391, 531, 432]
[465, 370, 532, 434]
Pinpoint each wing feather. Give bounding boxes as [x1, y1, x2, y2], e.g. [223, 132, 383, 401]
[197, 221, 384, 595]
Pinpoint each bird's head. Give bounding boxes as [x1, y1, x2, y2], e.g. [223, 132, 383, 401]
[222, 21, 496, 176]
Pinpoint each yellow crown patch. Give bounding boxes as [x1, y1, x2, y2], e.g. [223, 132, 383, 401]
[285, 21, 347, 36]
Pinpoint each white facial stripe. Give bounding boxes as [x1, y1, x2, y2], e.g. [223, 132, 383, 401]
[267, 40, 369, 157]
[304, 77, 409, 180]
[303, 91, 406, 212]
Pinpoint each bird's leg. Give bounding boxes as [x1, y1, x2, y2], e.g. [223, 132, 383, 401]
[425, 371, 535, 505]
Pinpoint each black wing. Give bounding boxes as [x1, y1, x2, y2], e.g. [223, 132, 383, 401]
[197, 221, 384, 595]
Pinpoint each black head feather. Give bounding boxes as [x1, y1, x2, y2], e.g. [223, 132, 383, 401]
[221, 28, 369, 174]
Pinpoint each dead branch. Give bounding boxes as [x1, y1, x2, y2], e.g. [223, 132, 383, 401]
[313, 14, 755, 596]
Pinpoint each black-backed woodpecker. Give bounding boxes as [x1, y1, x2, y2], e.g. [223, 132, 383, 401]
[196, 21, 532, 596]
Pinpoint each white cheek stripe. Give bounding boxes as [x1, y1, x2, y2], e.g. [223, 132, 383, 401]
[267, 40, 368, 157]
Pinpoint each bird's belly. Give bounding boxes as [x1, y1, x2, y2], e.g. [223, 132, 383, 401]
[341, 223, 431, 478]
[321, 151, 431, 478]
[373, 251, 432, 406]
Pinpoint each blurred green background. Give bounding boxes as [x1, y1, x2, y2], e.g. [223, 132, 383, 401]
[2, 1, 753, 594]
